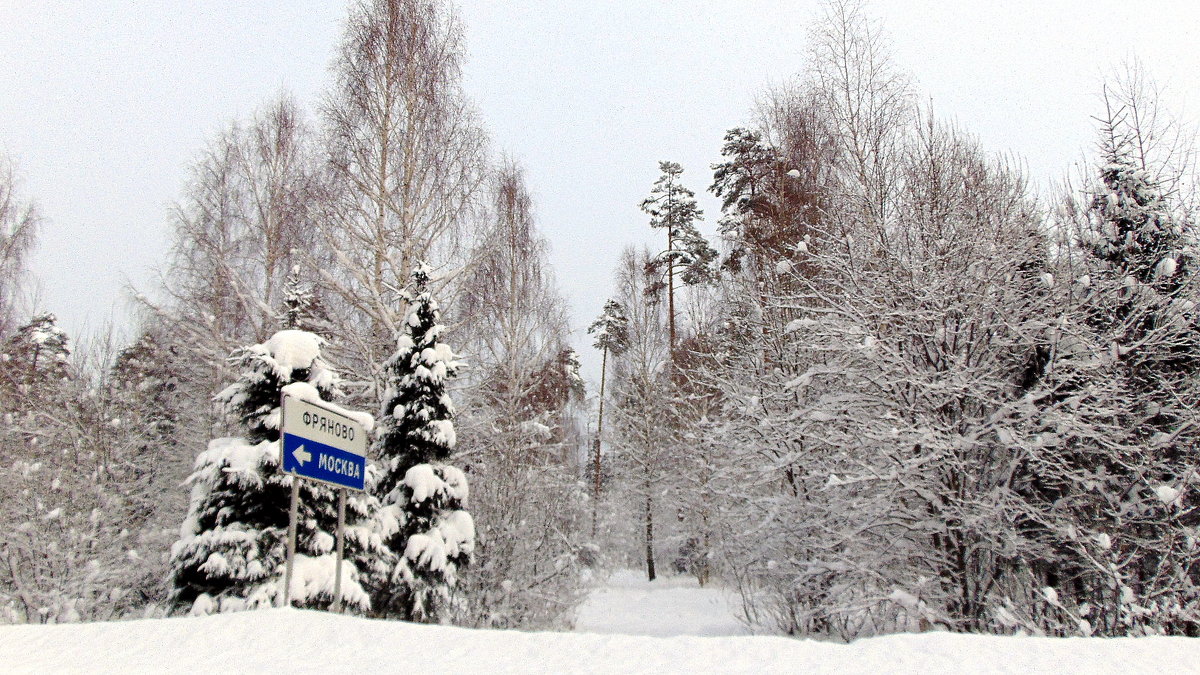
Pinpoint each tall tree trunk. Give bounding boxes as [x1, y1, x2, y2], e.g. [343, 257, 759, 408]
[645, 477, 656, 582]
[667, 223, 676, 353]
[592, 345, 608, 536]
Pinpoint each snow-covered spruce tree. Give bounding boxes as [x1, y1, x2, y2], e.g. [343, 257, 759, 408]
[169, 330, 386, 615]
[278, 265, 334, 338]
[641, 161, 717, 351]
[1006, 92, 1200, 636]
[372, 266, 473, 622]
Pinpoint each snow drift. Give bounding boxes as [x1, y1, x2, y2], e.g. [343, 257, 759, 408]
[1, 608, 1197, 674]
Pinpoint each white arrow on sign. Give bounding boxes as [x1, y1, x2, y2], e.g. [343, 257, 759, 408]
[292, 444, 312, 467]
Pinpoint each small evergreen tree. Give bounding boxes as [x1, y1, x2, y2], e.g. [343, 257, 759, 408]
[641, 161, 717, 350]
[277, 265, 334, 337]
[169, 329, 386, 615]
[372, 265, 473, 622]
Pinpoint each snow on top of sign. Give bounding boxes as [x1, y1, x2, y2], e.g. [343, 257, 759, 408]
[280, 382, 375, 432]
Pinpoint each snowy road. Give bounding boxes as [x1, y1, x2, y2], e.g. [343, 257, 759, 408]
[574, 569, 750, 637]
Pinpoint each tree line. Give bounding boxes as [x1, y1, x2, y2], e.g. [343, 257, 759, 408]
[1, 0, 1197, 640]
[591, 0, 1200, 639]
[0, 0, 585, 628]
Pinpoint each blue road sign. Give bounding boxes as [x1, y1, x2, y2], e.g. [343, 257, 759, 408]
[280, 394, 368, 492]
[281, 433, 366, 491]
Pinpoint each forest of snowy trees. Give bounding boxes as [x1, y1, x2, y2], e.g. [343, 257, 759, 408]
[1, 0, 1198, 641]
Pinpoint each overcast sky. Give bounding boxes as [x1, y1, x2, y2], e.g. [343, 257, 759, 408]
[0, 1, 1197, 383]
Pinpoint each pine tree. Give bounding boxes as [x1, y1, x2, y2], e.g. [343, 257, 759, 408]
[710, 128, 781, 275]
[641, 161, 717, 350]
[2, 313, 70, 394]
[587, 299, 630, 533]
[710, 126, 818, 279]
[372, 265, 473, 622]
[169, 329, 386, 615]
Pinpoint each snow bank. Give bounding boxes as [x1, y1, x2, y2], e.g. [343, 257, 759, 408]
[0, 608, 1196, 674]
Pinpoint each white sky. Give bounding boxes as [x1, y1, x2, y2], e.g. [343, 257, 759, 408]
[1, 1, 1197, 384]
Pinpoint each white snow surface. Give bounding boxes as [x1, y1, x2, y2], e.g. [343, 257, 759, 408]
[404, 464, 442, 503]
[576, 569, 749, 638]
[2, 605, 1199, 674]
[263, 330, 323, 372]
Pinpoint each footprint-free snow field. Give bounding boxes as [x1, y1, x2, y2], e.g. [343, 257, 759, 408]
[1, 579, 1198, 674]
[574, 569, 750, 637]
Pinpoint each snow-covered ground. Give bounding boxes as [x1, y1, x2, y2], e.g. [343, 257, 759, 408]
[2, 574, 1199, 673]
[575, 569, 750, 637]
[2, 606, 1197, 674]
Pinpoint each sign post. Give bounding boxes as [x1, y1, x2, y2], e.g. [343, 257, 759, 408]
[333, 489, 347, 613]
[279, 393, 368, 611]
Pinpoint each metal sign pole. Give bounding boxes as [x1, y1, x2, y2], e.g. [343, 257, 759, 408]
[278, 391, 369, 613]
[281, 392, 298, 608]
[333, 488, 347, 613]
[284, 473, 300, 607]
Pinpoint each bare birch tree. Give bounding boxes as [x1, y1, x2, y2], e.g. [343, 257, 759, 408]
[452, 161, 587, 628]
[319, 0, 489, 398]
[151, 94, 320, 441]
[0, 158, 39, 338]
